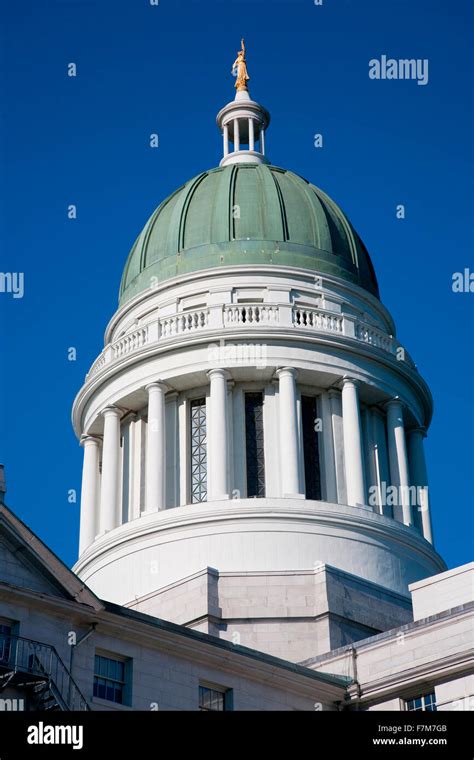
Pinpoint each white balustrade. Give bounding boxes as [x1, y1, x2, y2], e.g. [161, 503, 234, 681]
[293, 307, 343, 333]
[88, 352, 107, 378]
[355, 322, 393, 352]
[224, 303, 279, 326]
[159, 308, 209, 338]
[85, 302, 415, 379]
[113, 327, 148, 359]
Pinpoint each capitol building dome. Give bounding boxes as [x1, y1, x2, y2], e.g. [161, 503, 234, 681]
[72, 56, 445, 661]
[119, 163, 379, 304]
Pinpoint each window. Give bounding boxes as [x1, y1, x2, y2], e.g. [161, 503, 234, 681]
[199, 685, 233, 711]
[406, 692, 437, 711]
[245, 392, 265, 497]
[0, 622, 12, 665]
[301, 396, 322, 500]
[93, 654, 128, 705]
[190, 398, 207, 503]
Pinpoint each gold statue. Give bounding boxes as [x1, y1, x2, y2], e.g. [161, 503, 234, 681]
[232, 39, 250, 91]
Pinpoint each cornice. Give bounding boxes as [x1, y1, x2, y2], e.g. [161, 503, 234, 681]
[73, 499, 446, 579]
[71, 327, 433, 439]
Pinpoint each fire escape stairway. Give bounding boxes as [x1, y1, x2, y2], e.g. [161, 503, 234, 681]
[0, 633, 90, 711]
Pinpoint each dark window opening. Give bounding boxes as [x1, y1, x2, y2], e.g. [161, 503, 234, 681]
[199, 685, 233, 711]
[302, 395, 322, 500]
[245, 392, 265, 497]
[0, 623, 12, 665]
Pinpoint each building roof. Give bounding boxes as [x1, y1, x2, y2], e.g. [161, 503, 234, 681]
[119, 163, 380, 305]
[0, 501, 350, 695]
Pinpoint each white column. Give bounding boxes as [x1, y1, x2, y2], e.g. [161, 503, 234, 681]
[341, 378, 366, 507]
[178, 397, 189, 506]
[276, 367, 301, 497]
[320, 392, 337, 503]
[130, 415, 145, 520]
[248, 118, 255, 151]
[408, 427, 433, 543]
[260, 127, 266, 154]
[207, 369, 229, 500]
[328, 389, 347, 504]
[99, 407, 121, 534]
[234, 119, 240, 152]
[232, 386, 246, 498]
[227, 381, 235, 497]
[145, 382, 167, 512]
[363, 407, 377, 510]
[371, 408, 391, 517]
[79, 435, 100, 554]
[165, 392, 179, 509]
[223, 123, 229, 156]
[386, 398, 412, 527]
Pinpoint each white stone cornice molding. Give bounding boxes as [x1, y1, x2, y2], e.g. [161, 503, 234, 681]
[72, 498, 447, 601]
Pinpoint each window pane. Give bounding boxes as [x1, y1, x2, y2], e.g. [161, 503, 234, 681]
[407, 692, 436, 712]
[94, 655, 127, 704]
[190, 399, 207, 503]
[302, 396, 322, 500]
[199, 686, 228, 712]
[245, 393, 265, 497]
[0, 625, 12, 663]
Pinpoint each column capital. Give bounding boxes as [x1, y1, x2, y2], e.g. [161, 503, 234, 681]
[101, 406, 122, 419]
[275, 366, 298, 380]
[408, 426, 427, 438]
[384, 396, 404, 411]
[145, 381, 168, 394]
[341, 375, 360, 389]
[207, 368, 230, 381]
[80, 434, 101, 447]
[327, 386, 342, 399]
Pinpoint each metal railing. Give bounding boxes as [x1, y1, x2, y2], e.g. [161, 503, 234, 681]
[0, 633, 90, 711]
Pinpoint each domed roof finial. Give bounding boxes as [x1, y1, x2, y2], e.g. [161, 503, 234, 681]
[217, 38, 270, 166]
[232, 38, 250, 93]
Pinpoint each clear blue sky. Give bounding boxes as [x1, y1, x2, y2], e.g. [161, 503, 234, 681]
[1, 0, 472, 571]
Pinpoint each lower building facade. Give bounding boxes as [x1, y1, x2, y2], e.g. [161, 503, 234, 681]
[0, 501, 472, 712]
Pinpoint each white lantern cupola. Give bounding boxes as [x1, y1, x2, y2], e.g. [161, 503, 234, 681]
[216, 39, 270, 166]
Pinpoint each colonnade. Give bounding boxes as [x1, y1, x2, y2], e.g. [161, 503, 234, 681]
[79, 370, 433, 554]
[222, 117, 266, 157]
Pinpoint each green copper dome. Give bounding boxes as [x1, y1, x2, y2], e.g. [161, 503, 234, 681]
[119, 163, 379, 305]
